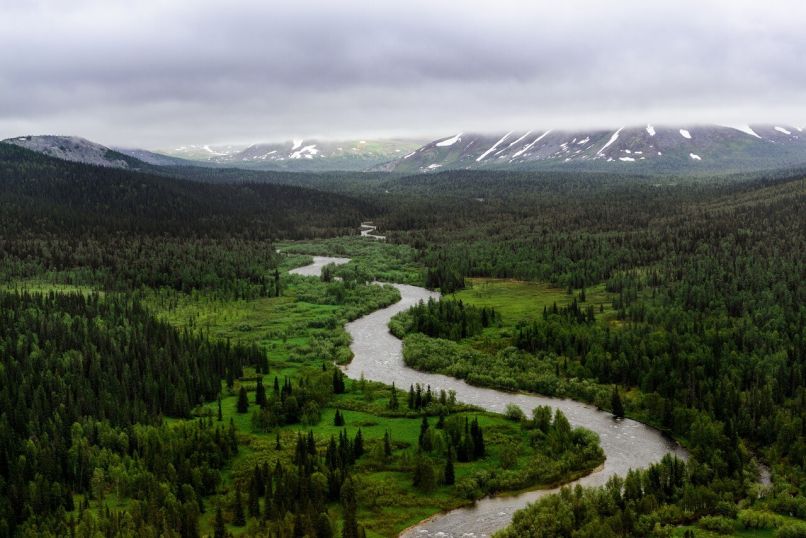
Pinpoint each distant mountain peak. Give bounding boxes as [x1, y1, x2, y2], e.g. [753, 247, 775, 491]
[376, 124, 806, 175]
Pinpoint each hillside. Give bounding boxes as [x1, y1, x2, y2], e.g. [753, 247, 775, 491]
[159, 137, 428, 171]
[0, 142, 373, 238]
[380, 124, 806, 175]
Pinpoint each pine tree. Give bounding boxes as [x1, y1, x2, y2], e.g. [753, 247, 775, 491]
[334, 409, 345, 426]
[444, 450, 455, 485]
[340, 479, 359, 538]
[408, 385, 415, 409]
[388, 382, 399, 410]
[236, 387, 249, 413]
[233, 487, 245, 526]
[217, 393, 223, 422]
[611, 386, 625, 419]
[275, 431, 282, 450]
[353, 429, 364, 460]
[383, 430, 392, 458]
[255, 378, 266, 408]
[248, 477, 260, 518]
[214, 506, 226, 538]
[418, 416, 432, 452]
[333, 369, 345, 394]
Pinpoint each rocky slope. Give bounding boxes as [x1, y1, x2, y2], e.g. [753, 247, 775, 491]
[378, 125, 806, 175]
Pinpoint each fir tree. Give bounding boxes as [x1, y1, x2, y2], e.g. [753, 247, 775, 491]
[334, 409, 345, 426]
[444, 450, 455, 485]
[233, 487, 245, 526]
[214, 506, 227, 538]
[255, 378, 266, 408]
[388, 382, 399, 410]
[383, 430, 392, 458]
[340, 479, 359, 538]
[236, 387, 249, 414]
[611, 386, 625, 419]
[418, 416, 432, 452]
[353, 429, 364, 459]
[248, 477, 260, 518]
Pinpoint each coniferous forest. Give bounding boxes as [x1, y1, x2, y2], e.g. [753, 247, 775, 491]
[0, 141, 804, 537]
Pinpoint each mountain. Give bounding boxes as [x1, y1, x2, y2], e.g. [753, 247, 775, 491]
[378, 125, 806, 175]
[2, 135, 149, 169]
[112, 147, 210, 167]
[0, 141, 373, 238]
[157, 138, 427, 171]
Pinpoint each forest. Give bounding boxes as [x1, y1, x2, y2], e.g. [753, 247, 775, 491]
[0, 141, 804, 536]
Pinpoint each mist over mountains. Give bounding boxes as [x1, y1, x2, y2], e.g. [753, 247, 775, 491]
[5, 122, 806, 176]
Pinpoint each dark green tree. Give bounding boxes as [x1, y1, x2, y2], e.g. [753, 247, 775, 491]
[236, 387, 249, 414]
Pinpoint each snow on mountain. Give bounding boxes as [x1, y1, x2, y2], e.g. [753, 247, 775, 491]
[159, 138, 426, 171]
[2, 135, 139, 168]
[379, 125, 806, 175]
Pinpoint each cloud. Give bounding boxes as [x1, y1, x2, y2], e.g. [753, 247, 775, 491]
[1, 0, 805, 147]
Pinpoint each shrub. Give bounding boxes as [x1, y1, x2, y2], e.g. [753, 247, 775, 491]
[697, 515, 735, 534]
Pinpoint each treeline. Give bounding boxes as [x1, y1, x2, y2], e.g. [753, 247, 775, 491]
[388, 172, 805, 533]
[498, 453, 806, 538]
[0, 143, 375, 296]
[391, 298, 499, 341]
[0, 291, 263, 534]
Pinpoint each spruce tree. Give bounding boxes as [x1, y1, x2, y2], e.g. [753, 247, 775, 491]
[340, 479, 359, 538]
[334, 409, 345, 426]
[353, 429, 364, 459]
[236, 386, 249, 413]
[611, 386, 625, 419]
[444, 450, 455, 485]
[233, 487, 245, 526]
[214, 506, 226, 538]
[255, 378, 266, 408]
[388, 382, 399, 410]
[383, 430, 392, 458]
[217, 393, 223, 422]
[247, 477, 260, 518]
[418, 416, 432, 452]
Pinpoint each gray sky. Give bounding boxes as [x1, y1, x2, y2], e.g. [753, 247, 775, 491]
[1, 0, 805, 148]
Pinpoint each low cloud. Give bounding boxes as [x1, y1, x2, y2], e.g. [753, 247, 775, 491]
[1, 0, 804, 147]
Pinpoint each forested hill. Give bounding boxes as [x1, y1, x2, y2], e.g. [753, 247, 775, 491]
[0, 142, 373, 238]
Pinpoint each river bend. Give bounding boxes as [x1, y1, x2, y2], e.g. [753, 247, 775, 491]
[291, 257, 686, 537]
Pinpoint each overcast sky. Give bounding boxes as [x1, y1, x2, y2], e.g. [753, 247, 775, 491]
[1, 0, 805, 148]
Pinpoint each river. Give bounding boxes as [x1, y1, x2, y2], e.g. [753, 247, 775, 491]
[290, 257, 687, 537]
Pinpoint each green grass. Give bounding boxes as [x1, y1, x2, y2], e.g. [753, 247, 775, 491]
[140, 245, 604, 537]
[450, 277, 614, 327]
[1, 279, 98, 295]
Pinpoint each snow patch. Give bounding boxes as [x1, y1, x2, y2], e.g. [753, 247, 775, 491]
[598, 128, 623, 155]
[577, 137, 590, 144]
[403, 151, 416, 159]
[436, 133, 463, 147]
[725, 124, 761, 138]
[774, 126, 792, 135]
[476, 132, 512, 162]
[679, 129, 691, 139]
[689, 153, 701, 161]
[290, 144, 318, 159]
[506, 130, 533, 148]
[291, 139, 303, 150]
[513, 130, 552, 158]
[427, 163, 442, 169]
[203, 145, 227, 156]
[619, 157, 635, 162]
[646, 124, 656, 136]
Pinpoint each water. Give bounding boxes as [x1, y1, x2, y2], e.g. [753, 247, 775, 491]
[293, 257, 687, 537]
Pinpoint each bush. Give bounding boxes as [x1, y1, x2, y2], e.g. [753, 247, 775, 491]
[697, 515, 735, 534]
[504, 404, 526, 422]
[776, 523, 806, 538]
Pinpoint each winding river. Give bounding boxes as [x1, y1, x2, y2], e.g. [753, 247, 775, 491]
[290, 257, 687, 537]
